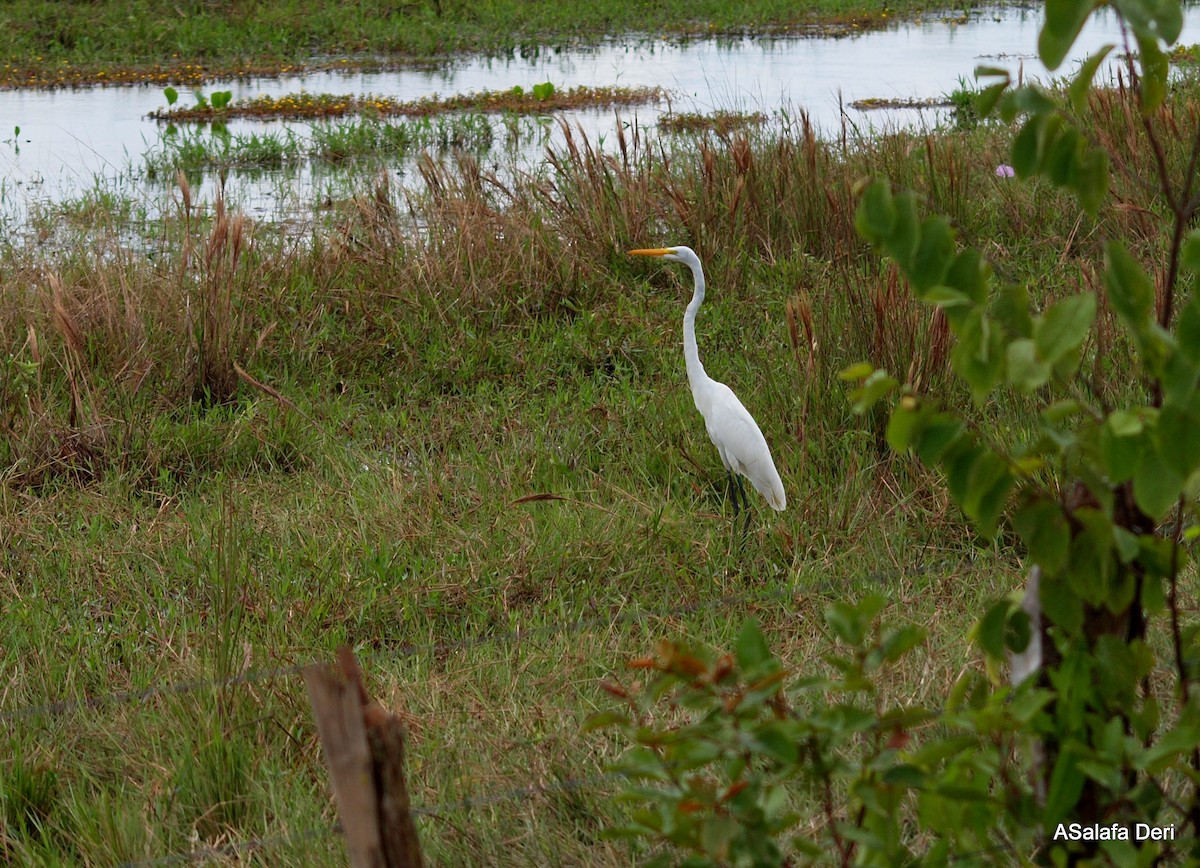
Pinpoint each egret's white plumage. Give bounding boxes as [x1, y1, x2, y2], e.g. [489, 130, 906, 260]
[629, 245, 786, 515]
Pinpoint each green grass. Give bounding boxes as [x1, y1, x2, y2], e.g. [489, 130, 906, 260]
[0, 0, 965, 82]
[1, 69, 1192, 864]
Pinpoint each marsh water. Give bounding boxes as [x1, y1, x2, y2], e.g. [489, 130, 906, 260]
[3, 4, 1200, 228]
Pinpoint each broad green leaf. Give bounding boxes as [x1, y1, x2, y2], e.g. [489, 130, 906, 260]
[1076, 148, 1110, 214]
[1135, 32, 1169, 113]
[1069, 45, 1115, 112]
[910, 216, 956, 293]
[849, 369, 898, 413]
[945, 441, 983, 507]
[886, 401, 922, 451]
[1100, 413, 1145, 482]
[1044, 747, 1086, 826]
[977, 601, 1011, 660]
[855, 180, 895, 240]
[1040, 570, 1084, 633]
[1133, 439, 1182, 520]
[735, 619, 771, 672]
[951, 310, 1005, 402]
[751, 720, 800, 763]
[1107, 409, 1144, 437]
[1177, 291, 1200, 365]
[1012, 115, 1045, 177]
[1006, 338, 1050, 391]
[1044, 125, 1083, 186]
[582, 710, 631, 731]
[1158, 404, 1200, 476]
[992, 282, 1033, 338]
[976, 81, 1009, 118]
[1161, 351, 1200, 407]
[1181, 230, 1200, 279]
[1039, 0, 1097, 70]
[914, 416, 966, 464]
[1104, 241, 1154, 327]
[923, 286, 972, 308]
[1113, 0, 1182, 44]
[968, 460, 1015, 536]
[1035, 292, 1096, 364]
[839, 362, 876, 381]
[1007, 84, 1058, 115]
[1014, 498, 1071, 574]
[880, 625, 927, 661]
[946, 247, 992, 306]
[888, 191, 922, 271]
[974, 65, 1012, 79]
[1006, 607, 1032, 653]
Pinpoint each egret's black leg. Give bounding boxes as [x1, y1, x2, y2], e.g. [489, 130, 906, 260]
[737, 475, 751, 538]
[727, 470, 740, 519]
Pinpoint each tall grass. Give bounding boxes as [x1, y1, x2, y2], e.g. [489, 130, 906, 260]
[1, 76, 1192, 863]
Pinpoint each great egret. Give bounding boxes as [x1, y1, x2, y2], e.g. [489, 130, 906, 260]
[629, 246, 786, 524]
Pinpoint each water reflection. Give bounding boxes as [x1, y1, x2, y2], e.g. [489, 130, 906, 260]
[1, 4, 1197, 228]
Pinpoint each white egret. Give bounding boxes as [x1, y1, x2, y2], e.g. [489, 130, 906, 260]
[629, 246, 786, 525]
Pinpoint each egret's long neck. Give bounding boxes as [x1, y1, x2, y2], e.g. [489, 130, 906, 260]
[683, 259, 708, 394]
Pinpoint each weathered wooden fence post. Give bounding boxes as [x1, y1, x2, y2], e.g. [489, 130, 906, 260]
[304, 647, 424, 868]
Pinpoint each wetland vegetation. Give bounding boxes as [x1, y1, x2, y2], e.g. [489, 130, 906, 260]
[1, 0, 952, 87]
[4, 0, 1200, 865]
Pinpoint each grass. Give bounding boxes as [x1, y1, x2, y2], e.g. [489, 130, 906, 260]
[0, 0, 969, 88]
[143, 114, 501, 175]
[148, 85, 666, 123]
[2, 65, 1196, 866]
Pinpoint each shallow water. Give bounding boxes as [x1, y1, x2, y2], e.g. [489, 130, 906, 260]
[2, 5, 1198, 228]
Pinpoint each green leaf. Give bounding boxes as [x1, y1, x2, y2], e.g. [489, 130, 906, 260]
[969, 462, 1015, 536]
[951, 310, 1004, 402]
[735, 620, 771, 672]
[751, 720, 799, 763]
[1133, 440, 1182, 520]
[1176, 288, 1200, 365]
[978, 600, 1014, 659]
[946, 247, 992, 307]
[1034, 292, 1096, 365]
[1069, 45, 1115, 112]
[164, 86, 179, 106]
[886, 399, 923, 452]
[1039, 0, 1097, 70]
[1100, 412, 1145, 483]
[849, 369, 898, 413]
[1104, 240, 1155, 328]
[582, 710, 630, 731]
[1005, 607, 1032, 653]
[1134, 32, 1169, 113]
[1011, 115, 1044, 177]
[1045, 747, 1086, 825]
[975, 81, 1009, 118]
[914, 416, 965, 464]
[880, 625, 927, 661]
[1044, 125, 1083, 186]
[1040, 570, 1084, 634]
[1014, 499, 1071, 574]
[910, 217, 956, 294]
[1006, 338, 1050, 391]
[991, 282, 1033, 338]
[855, 180, 895, 242]
[1158, 404, 1200, 477]
[839, 361, 875, 381]
[887, 192, 921, 270]
[1075, 148, 1110, 214]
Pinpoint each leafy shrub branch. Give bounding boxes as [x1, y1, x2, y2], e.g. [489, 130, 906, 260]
[598, 0, 1200, 863]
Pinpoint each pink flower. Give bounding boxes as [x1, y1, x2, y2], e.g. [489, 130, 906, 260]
[995, 164, 1015, 177]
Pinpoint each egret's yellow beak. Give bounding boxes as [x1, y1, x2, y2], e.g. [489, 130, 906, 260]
[628, 248, 671, 256]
